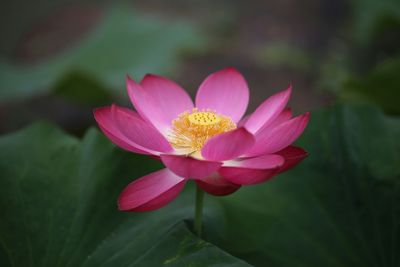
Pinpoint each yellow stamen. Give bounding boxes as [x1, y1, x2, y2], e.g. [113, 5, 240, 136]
[168, 108, 236, 153]
[188, 111, 221, 125]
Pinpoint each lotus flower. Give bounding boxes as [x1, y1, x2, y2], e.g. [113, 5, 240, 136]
[94, 68, 309, 212]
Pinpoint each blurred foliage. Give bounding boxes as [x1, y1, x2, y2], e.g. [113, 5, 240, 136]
[0, 123, 249, 267]
[1, 104, 399, 266]
[318, 0, 400, 114]
[217, 104, 400, 266]
[317, 41, 350, 92]
[351, 0, 400, 45]
[53, 71, 113, 106]
[342, 58, 400, 114]
[253, 42, 312, 72]
[0, 6, 207, 104]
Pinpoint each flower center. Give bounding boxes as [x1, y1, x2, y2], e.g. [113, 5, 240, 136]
[168, 108, 236, 153]
[188, 111, 221, 126]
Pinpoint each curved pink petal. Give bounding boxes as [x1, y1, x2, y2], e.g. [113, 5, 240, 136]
[111, 105, 173, 154]
[201, 128, 255, 161]
[276, 146, 308, 173]
[132, 184, 186, 212]
[118, 169, 186, 212]
[160, 154, 222, 179]
[94, 107, 151, 155]
[195, 68, 249, 123]
[219, 167, 279, 185]
[245, 86, 292, 134]
[140, 74, 194, 120]
[126, 75, 193, 134]
[126, 76, 148, 116]
[259, 108, 292, 132]
[246, 112, 310, 156]
[196, 174, 240, 196]
[237, 114, 250, 127]
[224, 154, 284, 169]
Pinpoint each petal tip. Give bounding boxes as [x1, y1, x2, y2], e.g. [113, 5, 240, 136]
[93, 106, 105, 116]
[93, 106, 111, 121]
[141, 73, 158, 81]
[117, 194, 130, 211]
[126, 75, 141, 89]
[303, 112, 311, 123]
[126, 74, 135, 83]
[117, 201, 126, 211]
[283, 85, 292, 98]
[222, 66, 240, 73]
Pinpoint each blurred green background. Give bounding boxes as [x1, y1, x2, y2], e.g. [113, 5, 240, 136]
[0, 0, 399, 266]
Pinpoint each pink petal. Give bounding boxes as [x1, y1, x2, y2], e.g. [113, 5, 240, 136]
[246, 112, 310, 156]
[140, 74, 194, 120]
[111, 105, 173, 154]
[160, 154, 222, 179]
[237, 114, 250, 127]
[94, 107, 151, 155]
[240, 108, 291, 132]
[201, 128, 255, 161]
[224, 154, 284, 169]
[276, 146, 308, 173]
[132, 184, 186, 212]
[126, 75, 193, 134]
[196, 173, 240, 196]
[219, 167, 279, 185]
[118, 169, 186, 212]
[245, 86, 292, 134]
[259, 108, 292, 132]
[195, 68, 249, 123]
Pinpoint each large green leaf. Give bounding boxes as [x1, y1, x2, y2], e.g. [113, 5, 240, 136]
[0, 6, 206, 102]
[1, 105, 399, 267]
[213, 105, 400, 266]
[0, 123, 250, 267]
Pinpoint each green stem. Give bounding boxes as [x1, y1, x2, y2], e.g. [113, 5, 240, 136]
[194, 185, 204, 237]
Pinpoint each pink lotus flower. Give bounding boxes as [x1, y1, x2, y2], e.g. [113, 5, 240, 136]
[94, 68, 309, 212]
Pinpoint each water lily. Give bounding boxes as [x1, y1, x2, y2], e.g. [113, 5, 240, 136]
[94, 67, 309, 235]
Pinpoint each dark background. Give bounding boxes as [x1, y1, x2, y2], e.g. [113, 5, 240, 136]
[2, 0, 397, 135]
[0, 1, 399, 266]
